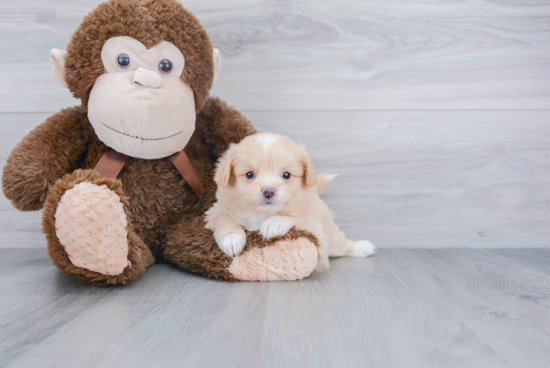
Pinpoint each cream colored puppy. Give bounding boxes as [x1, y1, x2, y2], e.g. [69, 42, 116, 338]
[205, 132, 375, 270]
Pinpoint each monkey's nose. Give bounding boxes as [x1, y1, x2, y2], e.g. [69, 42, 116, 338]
[133, 67, 162, 89]
[262, 187, 276, 199]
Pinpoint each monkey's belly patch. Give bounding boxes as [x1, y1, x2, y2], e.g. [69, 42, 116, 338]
[228, 238, 318, 281]
[54, 182, 129, 276]
[100, 121, 184, 141]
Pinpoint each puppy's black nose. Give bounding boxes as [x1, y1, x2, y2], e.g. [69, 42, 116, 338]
[262, 187, 276, 199]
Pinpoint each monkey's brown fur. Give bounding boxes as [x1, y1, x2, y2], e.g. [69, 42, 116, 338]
[2, 0, 319, 285]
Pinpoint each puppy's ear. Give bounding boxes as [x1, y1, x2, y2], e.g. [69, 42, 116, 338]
[301, 153, 318, 187]
[214, 150, 234, 186]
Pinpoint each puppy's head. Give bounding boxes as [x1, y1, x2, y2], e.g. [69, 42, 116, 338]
[214, 133, 317, 212]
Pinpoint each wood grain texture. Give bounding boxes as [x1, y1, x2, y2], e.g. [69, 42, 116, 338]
[0, 0, 549, 112]
[2, 110, 550, 249]
[2, 2, 549, 366]
[0, 248, 549, 368]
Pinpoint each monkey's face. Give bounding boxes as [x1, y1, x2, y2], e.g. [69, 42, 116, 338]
[87, 36, 196, 159]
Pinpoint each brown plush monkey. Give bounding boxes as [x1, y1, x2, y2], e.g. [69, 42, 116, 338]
[2, 0, 319, 285]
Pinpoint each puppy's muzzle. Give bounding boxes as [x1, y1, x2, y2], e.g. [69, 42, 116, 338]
[262, 186, 276, 199]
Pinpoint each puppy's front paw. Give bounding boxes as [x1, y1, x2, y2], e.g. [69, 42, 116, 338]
[352, 240, 376, 257]
[260, 216, 294, 239]
[217, 233, 247, 258]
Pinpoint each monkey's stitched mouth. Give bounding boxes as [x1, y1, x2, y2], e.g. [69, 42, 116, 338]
[100, 121, 183, 141]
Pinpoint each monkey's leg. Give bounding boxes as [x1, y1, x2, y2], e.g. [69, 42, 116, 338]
[43, 169, 155, 286]
[164, 218, 319, 282]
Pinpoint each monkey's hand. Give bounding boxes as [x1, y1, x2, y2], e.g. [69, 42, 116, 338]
[2, 106, 93, 211]
[165, 221, 320, 282]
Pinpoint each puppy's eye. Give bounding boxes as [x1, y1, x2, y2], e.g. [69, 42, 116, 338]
[246, 171, 255, 180]
[282, 172, 291, 180]
[117, 54, 131, 69]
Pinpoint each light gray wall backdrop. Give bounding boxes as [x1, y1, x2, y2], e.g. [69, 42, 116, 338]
[1, 0, 549, 248]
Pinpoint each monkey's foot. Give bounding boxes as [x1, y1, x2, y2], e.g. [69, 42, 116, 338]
[54, 181, 129, 275]
[228, 230, 319, 281]
[43, 169, 154, 285]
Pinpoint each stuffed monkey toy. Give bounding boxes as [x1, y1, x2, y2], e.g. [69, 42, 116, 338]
[2, 0, 320, 285]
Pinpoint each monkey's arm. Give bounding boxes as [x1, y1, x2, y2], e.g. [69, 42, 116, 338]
[2, 106, 93, 211]
[196, 96, 257, 158]
[164, 216, 320, 282]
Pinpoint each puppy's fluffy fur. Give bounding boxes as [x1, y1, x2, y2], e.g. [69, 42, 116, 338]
[205, 132, 375, 270]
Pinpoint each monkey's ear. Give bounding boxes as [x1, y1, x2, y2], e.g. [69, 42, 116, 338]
[49, 49, 68, 88]
[213, 48, 221, 82]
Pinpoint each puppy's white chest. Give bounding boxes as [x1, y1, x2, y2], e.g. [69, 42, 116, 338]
[233, 210, 270, 231]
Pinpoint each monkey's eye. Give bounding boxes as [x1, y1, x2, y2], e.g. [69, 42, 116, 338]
[282, 172, 291, 180]
[245, 171, 255, 180]
[159, 59, 172, 74]
[117, 54, 130, 69]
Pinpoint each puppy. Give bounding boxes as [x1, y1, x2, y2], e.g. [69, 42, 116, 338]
[205, 132, 375, 270]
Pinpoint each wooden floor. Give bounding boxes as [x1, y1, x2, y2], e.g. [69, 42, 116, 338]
[1, 0, 550, 250]
[1, 1, 549, 366]
[1, 248, 549, 368]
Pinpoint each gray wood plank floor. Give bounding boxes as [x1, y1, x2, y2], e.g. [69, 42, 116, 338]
[1, 2, 548, 367]
[1, 248, 549, 368]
